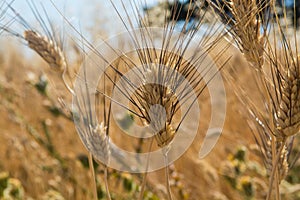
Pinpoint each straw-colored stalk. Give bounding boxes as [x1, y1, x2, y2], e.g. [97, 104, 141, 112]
[88, 122, 111, 200]
[135, 61, 180, 200]
[275, 60, 300, 138]
[264, 48, 300, 200]
[212, 0, 300, 199]
[23, 29, 110, 200]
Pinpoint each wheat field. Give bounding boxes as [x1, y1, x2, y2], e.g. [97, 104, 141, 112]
[0, 0, 300, 200]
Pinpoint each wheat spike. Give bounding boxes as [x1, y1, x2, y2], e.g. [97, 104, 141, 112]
[136, 62, 178, 147]
[276, 57, 300, 138]
[24, 30, 66, 71]
[211, 0, 269, 68]
[230, 0, 265, 67]
[88, 122, 110, 164]
[215, 1, 299, 198]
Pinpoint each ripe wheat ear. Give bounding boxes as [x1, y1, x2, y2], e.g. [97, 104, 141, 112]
[215, 0, 300, 199]
[0, 0, 75, 95]
[68, 1, 229, 199]
[1, 1, 104, 199]
[262, 16, 300, 198]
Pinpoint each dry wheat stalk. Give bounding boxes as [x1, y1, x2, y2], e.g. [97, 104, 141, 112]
[3, 2, 102, 199]
[73, 78, 112, 200]
[95, 1, 228, 199]
[1, 1, 74, 95]
[214, 0, 300, 199]
[23, 29, 75, 95]
[264, 32, 300, 198]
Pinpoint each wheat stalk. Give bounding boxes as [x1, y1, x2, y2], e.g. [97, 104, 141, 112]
[263, 29, 300, 199]
[212, 0, 300, 199]
[2, 2, 107, 199]
[73, 74, 112, 200]
[136, 62, 178, 148]
[275, 57, 300, 138]
[87, 1, 228, 199]
[23, 30, 75, 96]
[0, 0, 75, 95]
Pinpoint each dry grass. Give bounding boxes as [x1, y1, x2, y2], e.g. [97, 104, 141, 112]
[1, 0, 300, 200]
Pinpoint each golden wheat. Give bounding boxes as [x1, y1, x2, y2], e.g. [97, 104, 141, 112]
[210, 0, 268, 68]
[275, 58, 300, 138]
[88, 122, 110, 163]
[24, 30, 66, 71]
[213, 0, 300, 199]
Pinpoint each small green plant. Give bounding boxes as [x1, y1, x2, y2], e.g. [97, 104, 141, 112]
[220, 146, 266, 199]
[0, 172, 24, 200]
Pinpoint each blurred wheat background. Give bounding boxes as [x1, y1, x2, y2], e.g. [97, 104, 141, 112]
[0, 0, 300, 200]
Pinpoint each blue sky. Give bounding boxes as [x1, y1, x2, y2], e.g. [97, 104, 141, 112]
[5, 0, 207, 45]
[1, 0, 163, 56]
[10, 0, 159, 23]
[7, 0, 161, 39]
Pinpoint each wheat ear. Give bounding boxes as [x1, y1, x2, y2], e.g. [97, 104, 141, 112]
[24, 30, 66, 71]
[264, 35, 300, 200]
[275, 59, 300, 138]
[74, 85, 112, 200]
[24, 30, 75, 95]
[211, 0, 299, 199]
[210, 0, 269, 68]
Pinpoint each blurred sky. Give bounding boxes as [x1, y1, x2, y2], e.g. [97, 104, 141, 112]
[4, 0, 213, 52]
[1, 0, 166, 57]
[10, 0, 159, 24]
[7, 0, 163, 40]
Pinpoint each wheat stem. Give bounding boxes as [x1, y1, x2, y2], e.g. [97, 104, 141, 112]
[162, 147, 173, 200]
[139, 168, 148, 200]
[138, 137, 154, 200]
[266, 137, 287, 200]
[88, 153, 98, 200]
[104, 165, 112, 200]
